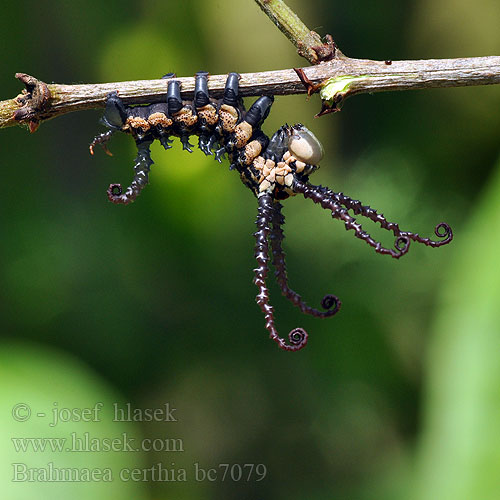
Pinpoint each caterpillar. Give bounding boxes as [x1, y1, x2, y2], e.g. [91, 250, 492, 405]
[90, 71, 453, 352]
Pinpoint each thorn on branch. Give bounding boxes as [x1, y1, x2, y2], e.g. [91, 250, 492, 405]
[13, 73, 51, 132]
[294, 67, 366, 117]
[294, 67, 322, 96]
[294, 67, 342, 116]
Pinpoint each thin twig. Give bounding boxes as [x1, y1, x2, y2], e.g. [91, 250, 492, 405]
[2, 55, 500, 131]
[253, 0, 332, 63]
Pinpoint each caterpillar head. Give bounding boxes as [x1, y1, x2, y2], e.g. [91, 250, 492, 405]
[288, 124, 324, 165]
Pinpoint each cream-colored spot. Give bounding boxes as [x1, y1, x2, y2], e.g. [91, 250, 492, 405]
[253, 156, 294, 192]
[275, 161, 288, 183]
[260, 179, 271, 193]
[253, 156, 265, 170]
[234, 121, 253, 148]
[243, 140, 263, 165]
[173, 108, 198, 127]
[219, 104, 239, 132]
[148, 112, 173, 127]
[125, 116, 150, 132]
[197, 105, 219, 125]
[294, 160, 306, 173]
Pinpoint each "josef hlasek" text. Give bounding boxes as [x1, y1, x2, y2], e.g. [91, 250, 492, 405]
[48, 402, 177, 427]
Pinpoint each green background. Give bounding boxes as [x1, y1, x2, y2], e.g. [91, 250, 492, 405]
[2, 0, 500, 498]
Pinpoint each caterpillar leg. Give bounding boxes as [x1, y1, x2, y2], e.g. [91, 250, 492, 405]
[167, 79, 196, 153]
[293, 180, 411, 258]
[107, 138, 154, 205]
[215, 72, 243, 156]
[158, 133, 174, 151]
[159, 73, 176, 152]
[194, 71, 220, 157]
[253, 193, 308, 351]
[180, 136, 195, 153]
[221, 72, 241, 109]
[270, 201, 341, 317]
[244, 96, 274, 128]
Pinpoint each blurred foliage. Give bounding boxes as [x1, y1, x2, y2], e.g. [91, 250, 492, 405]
[413, 157, 500, 500]
[0, 342, 148, 500]
[1, 0, 500, 498]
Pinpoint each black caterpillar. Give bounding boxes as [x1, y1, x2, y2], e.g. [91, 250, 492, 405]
[90, 71, 453, 352]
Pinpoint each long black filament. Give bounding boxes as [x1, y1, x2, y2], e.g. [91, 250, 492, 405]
[253, 194, 308, 351]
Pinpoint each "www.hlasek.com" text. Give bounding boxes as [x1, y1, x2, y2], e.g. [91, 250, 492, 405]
[12, 433, 183, 453]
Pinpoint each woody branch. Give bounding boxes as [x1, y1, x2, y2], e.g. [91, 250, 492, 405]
[1, 0, 499, 130]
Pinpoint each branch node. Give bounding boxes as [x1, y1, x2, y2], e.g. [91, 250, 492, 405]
[310, 33, 337, 63]
[13, 73, 52, 132]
